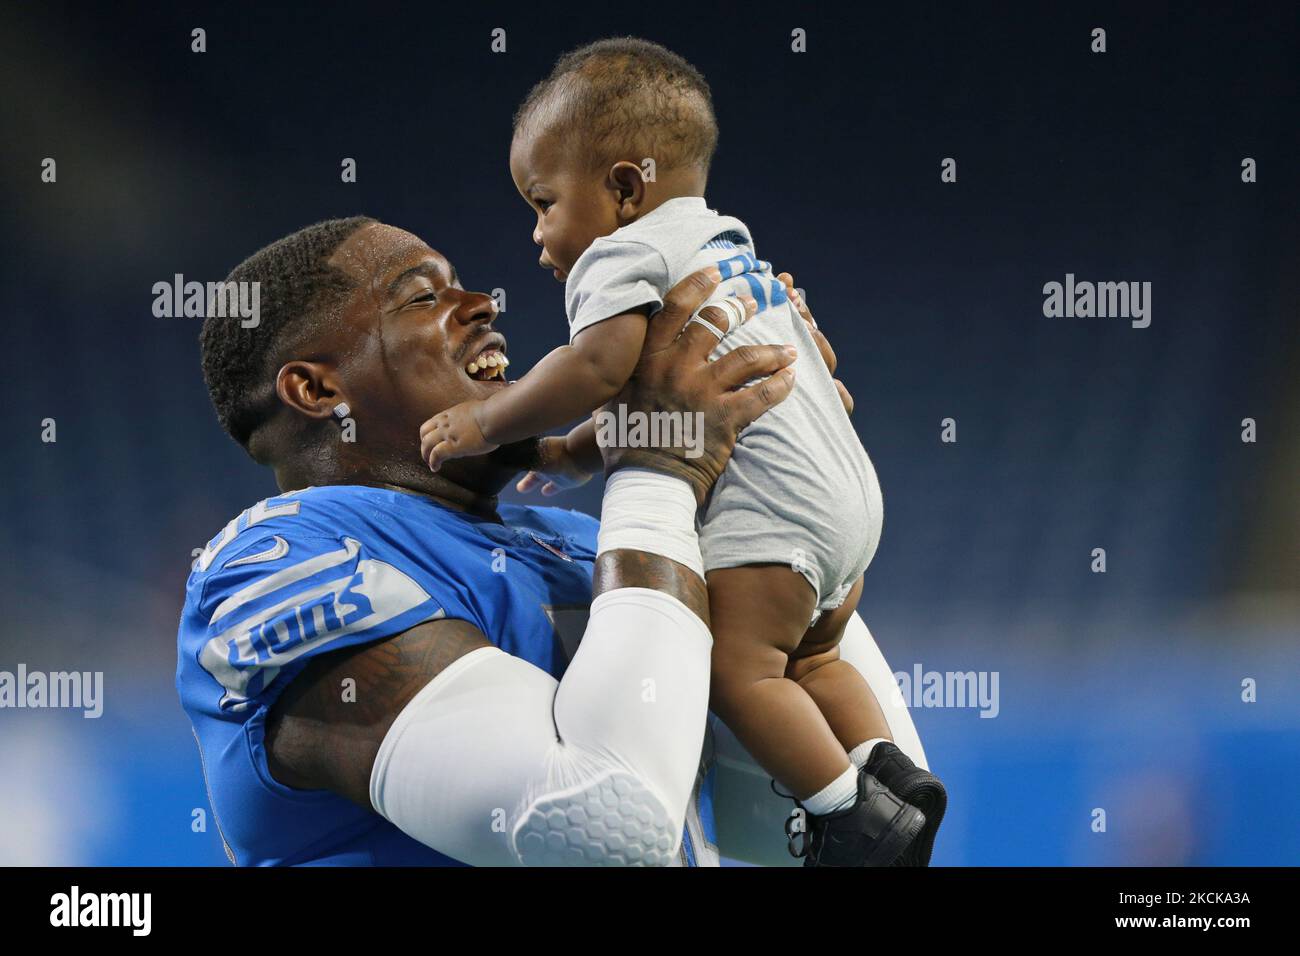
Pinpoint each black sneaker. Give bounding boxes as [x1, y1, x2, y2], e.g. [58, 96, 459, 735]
[863, 742, 947, 866]
[785, 769, 926, 867]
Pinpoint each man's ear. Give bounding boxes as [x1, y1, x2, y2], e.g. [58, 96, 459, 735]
[608, 161, 648, 224]
[276, 361, 348, 421]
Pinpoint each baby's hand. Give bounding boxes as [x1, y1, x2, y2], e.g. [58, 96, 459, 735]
[420, 400, 499, 472]
[515, 436, 595, 496]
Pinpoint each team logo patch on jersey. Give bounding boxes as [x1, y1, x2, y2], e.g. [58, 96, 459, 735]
[199, 537, 442, 710]
[530, 533, 573, 562]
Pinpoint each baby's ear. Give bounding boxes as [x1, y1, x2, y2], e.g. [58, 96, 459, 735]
[607, 161, 647, 222]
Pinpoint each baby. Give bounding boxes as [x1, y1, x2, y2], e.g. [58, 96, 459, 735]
[420, 38, 946, 865]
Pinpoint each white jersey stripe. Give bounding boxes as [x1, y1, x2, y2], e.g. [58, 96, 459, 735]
[211, 537, 361, 625]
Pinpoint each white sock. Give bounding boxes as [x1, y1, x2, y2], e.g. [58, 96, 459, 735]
[849, 737, 892, 770]
[802, 765, 858, 816]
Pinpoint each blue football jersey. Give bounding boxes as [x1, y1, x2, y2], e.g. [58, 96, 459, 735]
[176, 484, 718, 866]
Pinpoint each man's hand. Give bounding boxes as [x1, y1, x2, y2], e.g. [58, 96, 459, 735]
[420, 399, 499, 472]
[601, 266, 798, 505]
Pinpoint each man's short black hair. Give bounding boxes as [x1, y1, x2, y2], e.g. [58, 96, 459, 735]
[514, 37, 718, 173]
[200, 216, 375, 453]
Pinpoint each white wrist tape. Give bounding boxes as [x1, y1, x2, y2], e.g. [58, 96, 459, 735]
[596, 468, 704, 580]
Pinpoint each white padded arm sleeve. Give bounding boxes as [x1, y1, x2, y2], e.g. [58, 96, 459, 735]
[369, 588, 713, 865]
[711, 612, 928, 866]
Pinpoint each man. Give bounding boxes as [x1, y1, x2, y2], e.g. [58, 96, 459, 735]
[178, 216, 928, 866]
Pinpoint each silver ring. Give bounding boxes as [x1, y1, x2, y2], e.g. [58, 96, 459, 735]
[686, 314, 727, 342]
[691, 296, 748, 338]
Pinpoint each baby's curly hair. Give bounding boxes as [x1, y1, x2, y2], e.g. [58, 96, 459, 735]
[514, 37, 718, 174]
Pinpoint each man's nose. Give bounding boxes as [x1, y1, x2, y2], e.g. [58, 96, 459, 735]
[449, 289, 499, 326]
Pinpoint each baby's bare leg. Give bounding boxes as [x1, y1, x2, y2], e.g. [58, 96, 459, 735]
[786, 577, 893, 756]
[706, 564, 851, 800]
